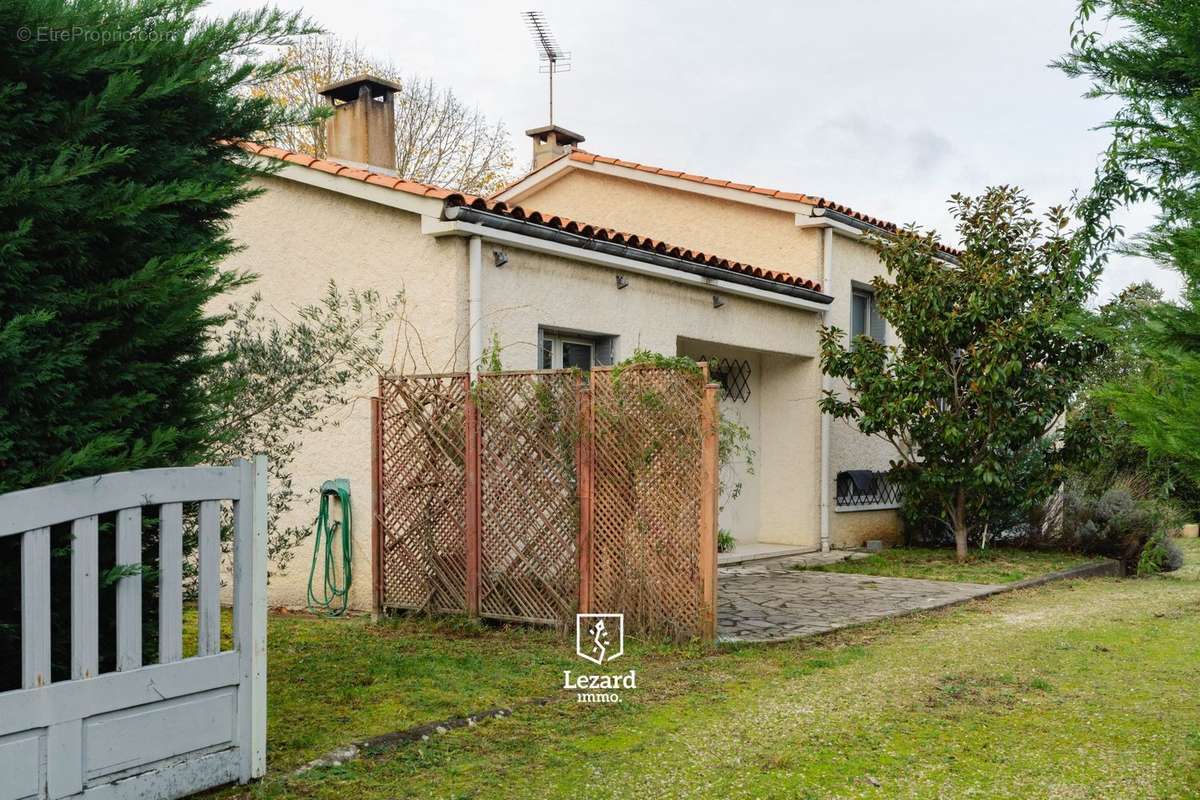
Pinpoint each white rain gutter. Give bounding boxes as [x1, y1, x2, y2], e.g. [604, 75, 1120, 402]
[819, 226, 834, 553]
[468, 235, 483, 378]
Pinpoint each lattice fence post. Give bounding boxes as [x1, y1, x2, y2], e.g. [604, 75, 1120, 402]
[577, 382, 594, 614]
[465, 375, 482, 616]
[699, 381, 720, 641]
[371, 390, 383, 619]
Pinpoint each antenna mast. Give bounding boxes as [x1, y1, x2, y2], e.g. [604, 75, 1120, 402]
[522, 11, 570, 126]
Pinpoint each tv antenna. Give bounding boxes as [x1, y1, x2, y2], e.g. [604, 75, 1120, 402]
[522, 11, 570, 126]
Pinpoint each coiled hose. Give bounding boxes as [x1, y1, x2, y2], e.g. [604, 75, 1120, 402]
[307, 478, 352, 616]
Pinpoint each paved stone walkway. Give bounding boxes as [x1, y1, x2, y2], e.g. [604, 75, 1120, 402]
[718, 558, 1002, 643]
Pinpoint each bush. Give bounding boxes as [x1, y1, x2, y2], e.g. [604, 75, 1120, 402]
[717, 528, 735, 553]
[1137, 530, 1185, 575]
[1056, 483, 1180, 573]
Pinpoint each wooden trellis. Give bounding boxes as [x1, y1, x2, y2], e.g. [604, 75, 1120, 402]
[589, 366, 717, 639]
[374, 374, 469, 613]
[373, 365, 718, 640]
[476, 371, 582, 624]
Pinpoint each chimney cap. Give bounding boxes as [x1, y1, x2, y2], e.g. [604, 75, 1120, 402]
[524, 124, 585, 147]
[317, 74, 403, 103]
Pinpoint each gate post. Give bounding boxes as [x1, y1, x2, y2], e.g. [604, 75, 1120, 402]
[699, 383, 719, 642]
[234, 455, 268, 781]
[577, 383, 594, 614]
[464, 375, 482, 616]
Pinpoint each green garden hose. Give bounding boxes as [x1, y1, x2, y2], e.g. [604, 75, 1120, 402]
[307, 478, 352, 616]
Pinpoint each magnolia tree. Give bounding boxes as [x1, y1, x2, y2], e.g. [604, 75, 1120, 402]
[819, 187, 1100, 561]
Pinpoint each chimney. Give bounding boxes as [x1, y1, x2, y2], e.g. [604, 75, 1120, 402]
[317, 74, 403, 173]
[525, 124, 585, 171]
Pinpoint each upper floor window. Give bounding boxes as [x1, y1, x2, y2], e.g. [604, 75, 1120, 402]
[851, 287, 885, 346]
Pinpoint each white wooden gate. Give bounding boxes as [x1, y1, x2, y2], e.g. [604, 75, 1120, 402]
[0, 457, 267, 800]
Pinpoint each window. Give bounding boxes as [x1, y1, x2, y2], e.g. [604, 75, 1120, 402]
[850, 287, 885, 345]
[539, 329, 615, 371]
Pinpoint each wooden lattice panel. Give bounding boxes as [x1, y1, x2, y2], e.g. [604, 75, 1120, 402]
[590, 366, 707, 638]
[378, 374, 469, 613]
[475, 372, 581, 624]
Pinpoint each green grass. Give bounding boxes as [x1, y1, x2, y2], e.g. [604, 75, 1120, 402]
[212, 540, 1200, 799]
[793, 546, 1098, 584]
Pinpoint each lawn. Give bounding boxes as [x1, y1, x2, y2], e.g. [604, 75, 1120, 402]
[215, 540, 1200, 799]
[793, 546, 1098, 584]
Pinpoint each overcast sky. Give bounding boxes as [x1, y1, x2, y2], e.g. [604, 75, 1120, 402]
[208, 0, 1180, 303]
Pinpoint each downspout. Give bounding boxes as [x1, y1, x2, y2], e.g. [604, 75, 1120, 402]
[468, 235, 483, 377]
[820, 226, 833, 553]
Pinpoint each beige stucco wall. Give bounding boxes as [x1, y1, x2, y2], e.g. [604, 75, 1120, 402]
[516, 168, 903, 549]
[758, 352, 822, 550]
[513, 170, 825, 287]
[220, 176, 468, 610]
[825, 235, 903, 547]
[676, 342, 762, 545]
[477, 245, 823, 549]
[831, 509, 903, 548]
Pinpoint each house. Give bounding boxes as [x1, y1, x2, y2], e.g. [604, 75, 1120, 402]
[224, 76, 920, 610]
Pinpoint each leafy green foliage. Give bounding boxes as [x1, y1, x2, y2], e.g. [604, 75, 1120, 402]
[204, 283, 399, 575]
[0, 0, 317, 493]
[612, 349, 754, 525]
[0, 0, 317, 687]
[819, 188, 1100, 559]
[1059, 283, 1200, 517]
[610, 347, 702, 381]
[1057, 0, 1200, 482]
[717, 528, 735, 553]
[1138, 529, 1185, 576]
[478, 331, 504, 373]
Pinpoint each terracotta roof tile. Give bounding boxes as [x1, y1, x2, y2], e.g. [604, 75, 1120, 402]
[364, 173, 401, 190]
[308, 159, 347, 176]
[282, 152, 317, 167]
[237, 141, 827, 296]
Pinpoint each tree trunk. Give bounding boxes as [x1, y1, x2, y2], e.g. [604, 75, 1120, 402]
[953, 488, 969, 563]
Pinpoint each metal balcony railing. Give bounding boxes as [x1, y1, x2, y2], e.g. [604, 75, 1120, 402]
[835, 470, 903, 509]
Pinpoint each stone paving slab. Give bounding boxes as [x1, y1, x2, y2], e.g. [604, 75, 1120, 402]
[718, 561, 1003, 643]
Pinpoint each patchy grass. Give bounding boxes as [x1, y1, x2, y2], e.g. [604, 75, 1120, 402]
[793, 546, 1097, 584]
[193, 609, 699, 774]
[209, 542, 1200, 799]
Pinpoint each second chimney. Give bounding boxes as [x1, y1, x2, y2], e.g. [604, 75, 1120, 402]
[525, 124, 585, 171]
[317, 74, 403, 173]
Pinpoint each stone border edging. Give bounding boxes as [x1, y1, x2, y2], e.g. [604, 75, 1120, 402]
[295, 696, 557, 774]
[970, 558, 1121, 600]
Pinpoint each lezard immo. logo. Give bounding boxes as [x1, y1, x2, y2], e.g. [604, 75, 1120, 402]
[575, 613, 624, 665]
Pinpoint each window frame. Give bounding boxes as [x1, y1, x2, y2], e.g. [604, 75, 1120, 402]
[539, 329, 613, 371]
[850, 283, 885, 346]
